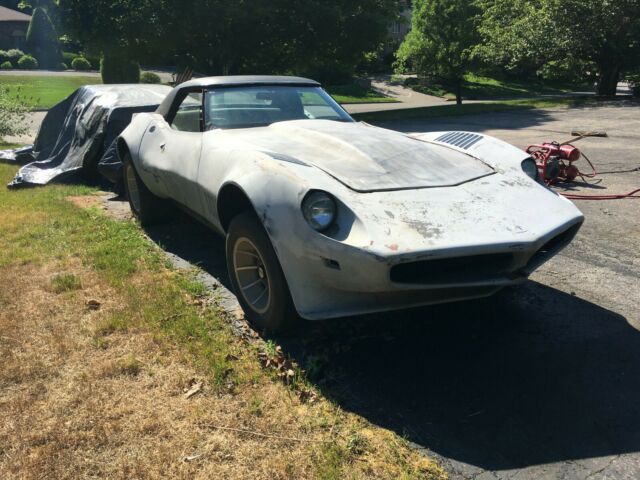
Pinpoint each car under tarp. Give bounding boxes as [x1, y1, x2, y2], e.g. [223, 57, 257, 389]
[0, 84, 172, 188]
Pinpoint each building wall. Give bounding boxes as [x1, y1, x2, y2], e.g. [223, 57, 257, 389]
[0, 21, 29, 50]
[385, 0, 412, 55]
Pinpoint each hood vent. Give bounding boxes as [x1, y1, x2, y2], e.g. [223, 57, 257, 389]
[435, 132, 483, 150]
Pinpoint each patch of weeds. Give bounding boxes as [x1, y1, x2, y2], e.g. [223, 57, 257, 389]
[117, 354, 141, 376]
[258, 341, 318, 403]
[346, 432, 369, 456]
[176, 272, 209, 298]
[50, 273, 82, 293]
[247, 393, 263, 416]
[304, 354, 328, 382]
[389, 436, 447, 480]
[92, 337, 109, 350]
[94, 314, 129, 337]
[313, 442, 348, 480]
[265, 339, 278, 357]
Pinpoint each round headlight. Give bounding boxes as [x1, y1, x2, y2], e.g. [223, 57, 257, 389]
[302, 191, 336, 231]
[521, 158, 540, 181]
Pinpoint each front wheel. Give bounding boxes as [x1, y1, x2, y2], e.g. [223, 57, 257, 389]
[226, 212, 298, 335]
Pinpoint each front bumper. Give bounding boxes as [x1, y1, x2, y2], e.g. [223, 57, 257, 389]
[279, 218, 582, 320]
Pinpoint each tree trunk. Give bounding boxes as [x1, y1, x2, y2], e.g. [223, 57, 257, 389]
[596, 63, 621, 97]
[455, 79, 463, 106]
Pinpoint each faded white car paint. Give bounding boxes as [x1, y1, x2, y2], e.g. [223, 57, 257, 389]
[119, 76, 584, 320]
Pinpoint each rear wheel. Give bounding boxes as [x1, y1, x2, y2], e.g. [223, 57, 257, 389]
[226, 212, 298, 335]
[122, 153, 171, 226]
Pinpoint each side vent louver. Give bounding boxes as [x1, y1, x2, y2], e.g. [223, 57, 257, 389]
[435, 132, 483, 150]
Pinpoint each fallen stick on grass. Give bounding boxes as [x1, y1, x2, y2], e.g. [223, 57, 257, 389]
[198, 424, 330, 443]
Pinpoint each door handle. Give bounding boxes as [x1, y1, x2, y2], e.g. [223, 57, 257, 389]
[160, 143, 166, 151]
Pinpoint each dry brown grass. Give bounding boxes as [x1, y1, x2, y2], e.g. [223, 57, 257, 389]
[0, 167, 446, 480]
[0, 259, 445, 480]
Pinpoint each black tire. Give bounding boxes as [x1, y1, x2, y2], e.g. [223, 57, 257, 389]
[122, 153, 171, 227]
[226, 212, 298, 335]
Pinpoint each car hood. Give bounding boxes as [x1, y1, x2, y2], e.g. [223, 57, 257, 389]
[220, 120, 495, 192]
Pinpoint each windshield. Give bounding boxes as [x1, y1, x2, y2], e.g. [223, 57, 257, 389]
[204, 86, 353, 130]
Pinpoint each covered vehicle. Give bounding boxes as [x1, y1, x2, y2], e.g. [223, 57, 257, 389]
[118, 75, 584, 333]
[1, 84, 172, 188]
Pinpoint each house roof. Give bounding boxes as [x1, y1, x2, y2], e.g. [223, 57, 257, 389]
[0, 6, 32, 22]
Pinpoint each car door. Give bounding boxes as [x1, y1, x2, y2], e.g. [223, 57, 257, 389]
[138, 90, 205, 213]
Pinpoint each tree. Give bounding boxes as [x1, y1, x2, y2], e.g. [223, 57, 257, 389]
[474, 0, 556, 77]
[550, 0, 640, 96]
[396, 0, 480, 105]
[60, 0, 397, 83]
[476, 0, 640, 96]
[100, 54, 140, 84]
[59, 0, 161, 83]
[25, 7, 60, 69]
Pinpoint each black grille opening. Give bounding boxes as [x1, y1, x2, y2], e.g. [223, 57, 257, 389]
[391, 253, 514, 285]
[527, 223, 582, 270]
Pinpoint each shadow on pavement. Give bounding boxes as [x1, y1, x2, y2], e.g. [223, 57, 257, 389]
[287, 284, 640, 471]
[144, 213, 640, 472]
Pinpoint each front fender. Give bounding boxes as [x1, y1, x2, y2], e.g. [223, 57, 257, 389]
[203, 150, 371, 317]
[118, 112, 159, 165]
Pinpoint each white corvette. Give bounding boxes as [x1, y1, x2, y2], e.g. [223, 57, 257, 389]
[118, 76, 584, 333]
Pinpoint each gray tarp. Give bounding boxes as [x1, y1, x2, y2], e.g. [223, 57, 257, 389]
[0, 84, 172, 188]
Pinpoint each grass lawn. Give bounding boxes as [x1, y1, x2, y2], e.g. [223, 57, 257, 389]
[353, 97, 593, 123]
[410, 73, 591, 101]
[0, 160, 445, 479]
[0, 75, 101, 109]
[0, 75, 394, 110]
[326, 83, 397, 104]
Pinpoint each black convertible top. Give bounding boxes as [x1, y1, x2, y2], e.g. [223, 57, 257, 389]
[155, 75, 320, 118]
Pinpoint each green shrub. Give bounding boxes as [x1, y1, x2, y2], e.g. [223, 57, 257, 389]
[59, 63, 68, 71]
[25, 7, 60, 69]
[71, 56, 92, 71]
[0, 85, 29, 140]
[628, 74, 640, 97]
[86, 56, 100, 69]
[0, 61, 12, 70]
[6, 49, 24, 65]
[100, 53, 140, 84]
[0, 50, 8, 64]
[140, 71, 161, 84]
[17, 55, 39, 70]
[62, 51, 78, 65]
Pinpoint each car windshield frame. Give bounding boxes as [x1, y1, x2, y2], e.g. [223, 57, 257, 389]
[203, 85, 354, 130]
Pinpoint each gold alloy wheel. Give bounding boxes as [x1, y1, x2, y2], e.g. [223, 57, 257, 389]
[232, 237, 272, 314]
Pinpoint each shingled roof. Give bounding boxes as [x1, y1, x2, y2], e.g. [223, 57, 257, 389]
[0, 6, 32, 22]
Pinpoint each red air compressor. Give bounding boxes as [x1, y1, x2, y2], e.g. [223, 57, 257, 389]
[525, 131, 640, 200]
[525, 141, 586, 185]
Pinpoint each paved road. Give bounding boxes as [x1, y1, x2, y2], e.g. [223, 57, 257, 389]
[118, 103, 639, 480]
[346, 74, 448, 114]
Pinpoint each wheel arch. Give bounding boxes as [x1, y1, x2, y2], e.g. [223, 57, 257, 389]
[116, 137, 131, 162]
[217, 182, 261, 233]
